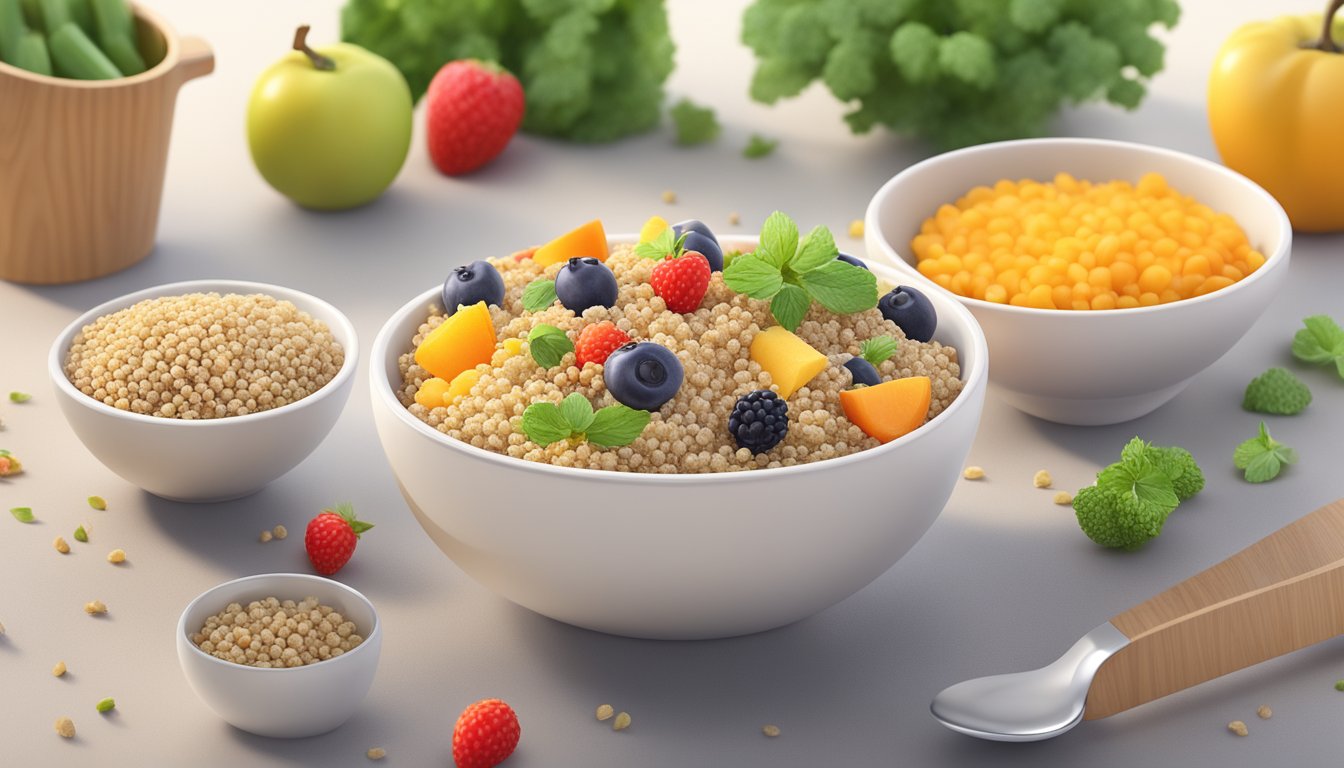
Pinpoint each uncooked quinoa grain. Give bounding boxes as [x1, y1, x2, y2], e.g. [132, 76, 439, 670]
[64, 292, 343, 420]
[1257, 705, 1272, 719]
[53, 661, 66, 677]
[367, 747, 386, 760]
[762, 724, 781, 737]
[596, 704, 614, 721]
[107, 548, 126, 564]
[398, 245, 962, 473]
[84, 600, 107, 615]
[1053, 491, 1074, 505]
[728, 212, 741, 226]
[273, 524, 288, 540]
[191, 596, 364, 668]
[259, 530, 273, 543]
[55, 716, 75, 739]
[661, 190, 677, 204]
[54, 536, 70, 554]
[963, 466, 985, 480]
[613, 711, 632, 731]
[1228, 720, 1248, 737]
[1033, 470, 1052, 488]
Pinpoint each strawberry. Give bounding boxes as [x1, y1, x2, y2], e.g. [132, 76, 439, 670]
[304, 503, 373, 576]
[575, 322, 631, 367]
[452, 698, 521, 768]
[425, 60, 525, 176]
[650, 251, 711, 313]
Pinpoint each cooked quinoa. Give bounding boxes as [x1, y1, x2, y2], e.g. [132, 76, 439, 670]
[191, 596, 364, 669]
[397, 244, 962, 473]
[65, 293, 343, 419]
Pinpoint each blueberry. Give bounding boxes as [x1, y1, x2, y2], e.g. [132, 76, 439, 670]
[441, 260, 505, 316]
[673, 220, 723, 272]
[878, 285, 937, 342]
[836, 251, 868, 270]
[603, 342, 684, 411]
[555, 257, 618, 313]
[728, 390, 789, 454]
[843, 357, 881, 387]
[672, 219, 717, 242]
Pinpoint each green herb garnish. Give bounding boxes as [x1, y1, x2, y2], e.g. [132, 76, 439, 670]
[1234, 421, 1297, 484]
[1292, 315, 1344, 379]
[10, 507, 33, 523]
[522, 279, 558, 312]
[520, 393, 650, 449]
[632, 226, 688, 262]
[859, 335, 899, 366]
[669, 98, 720, 145]
[9, 392, 30, 403]
[723, 211, 877, 331]
[527, 324, 574, 369]
[1095, 439, 1180, 512]
[743, 134, 778, 158]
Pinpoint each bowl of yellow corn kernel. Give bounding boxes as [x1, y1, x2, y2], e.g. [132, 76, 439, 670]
[864, 138, 1291, 425]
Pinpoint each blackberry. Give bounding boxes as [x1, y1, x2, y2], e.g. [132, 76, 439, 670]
[728, 390, 789, 454]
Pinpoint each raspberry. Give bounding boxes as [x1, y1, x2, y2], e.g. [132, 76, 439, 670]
[425, 60, 525, 175]
[650, 251, 710, 313]
[452, 698, 520, 768]
[575, 322, 631, 367]
[728, 390, 789, 454]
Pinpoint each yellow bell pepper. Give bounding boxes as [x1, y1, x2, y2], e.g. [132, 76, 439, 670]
[1209, 0, 1344, 232]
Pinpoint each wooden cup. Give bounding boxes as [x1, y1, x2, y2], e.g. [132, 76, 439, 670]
[0, 5, 213, 284]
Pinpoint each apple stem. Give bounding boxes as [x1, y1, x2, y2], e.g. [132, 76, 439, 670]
[293, 25, 335, 71]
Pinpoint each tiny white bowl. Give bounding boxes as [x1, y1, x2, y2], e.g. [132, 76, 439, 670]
[865, 138, 1292, 425]
[48, 279, 358, 502]
[176, 573, 382, 739]
[369, 237, 989, 639]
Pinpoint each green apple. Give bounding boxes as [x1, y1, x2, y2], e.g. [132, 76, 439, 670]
[247, 26, 412, 210]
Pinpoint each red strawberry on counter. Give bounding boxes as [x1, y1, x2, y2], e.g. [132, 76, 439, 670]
[426, 60, 525, 175]
[453, 698, 521, 768]
[575, 322, 631, 367]
[304, 503, 373, 575]
[650, 251, 711, 313]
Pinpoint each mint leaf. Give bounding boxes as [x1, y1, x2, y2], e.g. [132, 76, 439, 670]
[859, 335, 898, 365]
[790, 224, 839, 273]
[522, 279, 558, 312]
[1119, 437, 1149, 468]
[528, 324, 574, 369]
[10, 506, 34, 523]
[797, 260, 878, 313]
[559, 392, 595, 432]
[759, 211, 799, 269]
[1097, 461, 1179, 512]
[520, 402, 574, 447]
[743, 134, 778, 158]
[633, 227, 677, 260]
[1292, 315, 1344, 379]
[770, 284, 810, 332]
[723, 254, 784, 299]
[585, 404, 651, 448]
[1234, 421, 1297, 483]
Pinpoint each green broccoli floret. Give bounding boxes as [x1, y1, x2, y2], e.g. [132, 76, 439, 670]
[1147, 445, 1205, 502]
[1243, 367, 1311, 415]
[1073, 485, 1169, 551]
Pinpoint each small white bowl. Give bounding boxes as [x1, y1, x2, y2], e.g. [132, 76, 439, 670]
[48, 279, 357, 502]
[865, 138, 1292, 425]
[369, 237, 989, 639]
[176, 573, 382, 738]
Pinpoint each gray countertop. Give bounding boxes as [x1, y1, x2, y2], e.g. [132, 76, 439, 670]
[3, 0, 1343, 765]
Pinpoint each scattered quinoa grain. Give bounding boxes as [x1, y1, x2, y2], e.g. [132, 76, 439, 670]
[273, 524, 287, 540]
[762, 724, 781, 737]
[259, 530, 273, 543]
[367, 747, 386, 760]
[963, 466, 985, 480]
[613, 711, 631, 731]
[55, 716, 75, 739]
[54, 536, 70, 554]
[84, 600, 107, 615]
[848, 219, 864, 239]
[1033, 470, 1052, 488]
[1053, 491, 1074, 505]
[728, 212, 741, 226]
[107, 549, 126, 564]
[0, 620, 5, 635]
[661, 190, 677, 204]
[1256, 705, 1272, 719]
[53, 661, 66, 677]
[87, 496, 106, 511]
[192, 596, 364, 668]
[1228, 720, 1248, 737]
[96, 697, 115, 713]
[596, 704, 614, 721]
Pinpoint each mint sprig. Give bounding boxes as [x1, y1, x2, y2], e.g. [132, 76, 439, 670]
[528, 324, 574, 369]
[633, 227, 688, 262]
[520, 393, 650, 449]
[723, 211, 877, 331]
[522, 278, 558, 312]
[1234, 421, 1297, 483]
[1292, 315, 1344, 379]
[859, 335, 899, 365]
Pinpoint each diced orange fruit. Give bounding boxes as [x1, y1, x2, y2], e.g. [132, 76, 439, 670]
[445, 369, 481, 404]
[839, 376, 932, 443]
[414, 301, 496, 382]
[415, 378, 451, 409]
[639, 215, 670, 243]
[533, 219, 609, 266]
[749, 326, 828, 400]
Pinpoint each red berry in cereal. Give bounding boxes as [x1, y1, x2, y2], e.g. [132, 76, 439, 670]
[575, 322, 631, 368]
[650, 251, 710, 313]
[452, 698, 520, 768]
[304, 504, 373, 576]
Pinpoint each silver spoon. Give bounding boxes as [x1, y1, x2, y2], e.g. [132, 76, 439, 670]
[932, 498, 1344, 741]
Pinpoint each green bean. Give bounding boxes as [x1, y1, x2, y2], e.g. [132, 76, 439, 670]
[65, 0, 92, 36]
[0, 0, 27, 62]
[48, 21, 119, 79]
[12, 30, 51, 74]
[89, 0, 138, 73]
[36, 0, 67, 34]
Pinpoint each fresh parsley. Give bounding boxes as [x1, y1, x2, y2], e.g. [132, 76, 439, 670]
[528, 324, 574, 369]
[1234, 421, 1297, 484]
[859, 335, 899, 366]
[669, 98, 720, 146]
[723, 211, 877, 331]
[743, 134, 778, 159]
[1292, 315, 1344, 379]
[520, 393, 651, 449]
[522, 279, 558, 312]
[632, 227, 687, 261]
[1096, 438, 1180, 513]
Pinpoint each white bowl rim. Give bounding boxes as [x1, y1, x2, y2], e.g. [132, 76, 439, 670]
[48, 279, 359, 427]
[371, 235, 989, 485]
[864, 137, 1294, 318]
[176, 572, 381, 674]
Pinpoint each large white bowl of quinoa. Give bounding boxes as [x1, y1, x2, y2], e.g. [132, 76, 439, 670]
[370, 237, 988, 639]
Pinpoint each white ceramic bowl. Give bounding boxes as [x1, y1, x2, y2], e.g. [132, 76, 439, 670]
[865, 138, 1292, 425]
[369, 239, 988, 639]
[49, 279, 357, 502]
[176, 573, 382, 738]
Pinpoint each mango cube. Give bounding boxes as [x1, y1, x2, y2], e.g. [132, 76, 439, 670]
[749, 326, 828, 399]
[414, 377, 451, 409]
[445, 369, 481, 404]
[639, 215, 670, 243]
[839, 376, 931, 444]
[414, 301, 496, 382]
[533, 219, 608, 267]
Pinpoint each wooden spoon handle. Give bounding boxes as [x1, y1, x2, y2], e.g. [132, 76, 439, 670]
[1085, 499, 1344, 719]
